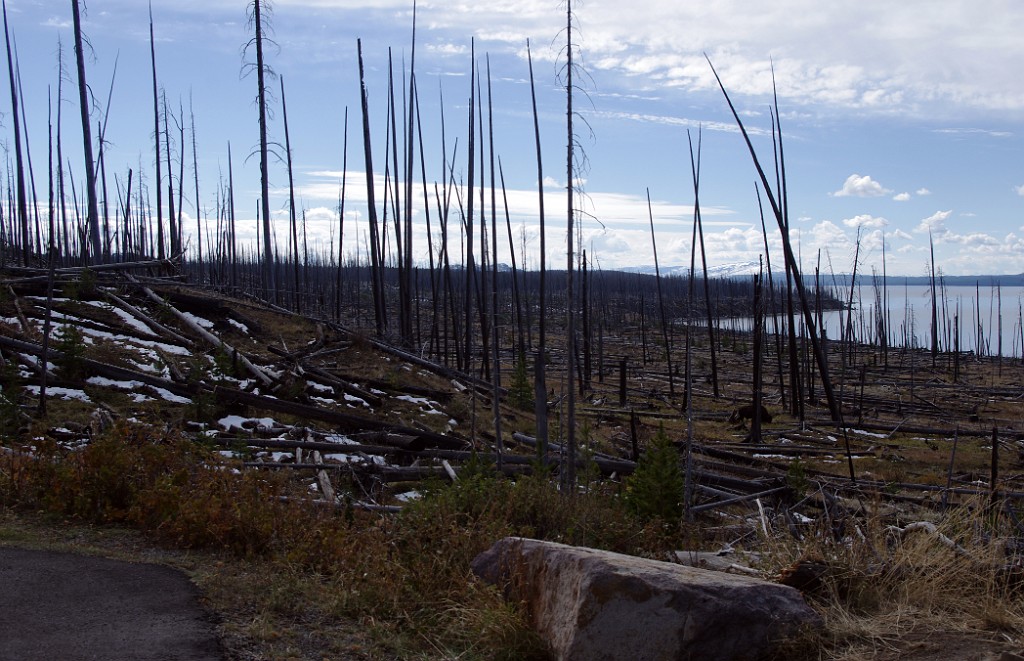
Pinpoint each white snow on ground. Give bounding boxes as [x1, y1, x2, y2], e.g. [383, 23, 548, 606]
[86, 376, 146, 389]
[123, 336, 191, 356]
[87, 371, 192, 399]
[19, 355, 56, 372]
[310, 396, 336, 406]
[49, 319, 191, 357]
[395, 394, 445, 415]
[181, 311, 215, 329]
[226, 318, 249, 334]
[324, 453, 387, 465]
[252, 451, 293, 462]
[323, 453, 360, 463]
[395, 395, 430, 405]
[217, 415, 279, 432]
[81, 300, 158, 336]
[25, 385, 91, 402]
[344, 393, 369, 408]
[844, 428, 888, 438]
[150, 387, 191, 404]
[322, 433, 356, 445]
[394, 491, 421, 502]
[308, 382, 333, 394]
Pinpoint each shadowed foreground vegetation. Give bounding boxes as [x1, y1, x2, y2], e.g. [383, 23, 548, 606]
[3, 419, 1024, 660]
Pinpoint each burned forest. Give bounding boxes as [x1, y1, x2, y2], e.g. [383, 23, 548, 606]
[2, 2, 1024, 660]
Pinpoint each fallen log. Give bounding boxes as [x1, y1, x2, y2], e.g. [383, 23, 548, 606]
[101, 289, 194, 348]
[808, 420, 994, 438]
[132, 277, 274, 387]
[0, 334, 469, 453]
[297, 364, 384, 408]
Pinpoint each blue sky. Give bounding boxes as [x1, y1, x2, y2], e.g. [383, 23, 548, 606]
[8, 0, 1024, 276]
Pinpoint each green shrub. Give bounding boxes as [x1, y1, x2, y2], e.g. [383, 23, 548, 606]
[624, 425, 684, 523]
[55, 324, 88, 380]
[508, 354, 534, 411]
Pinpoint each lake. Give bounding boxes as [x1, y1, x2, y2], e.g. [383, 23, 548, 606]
[711, 285, 1024, 358]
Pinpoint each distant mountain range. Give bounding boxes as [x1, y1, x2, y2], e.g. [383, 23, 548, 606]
[622, 261, 764, 279]
[622, 262, 1024, 287]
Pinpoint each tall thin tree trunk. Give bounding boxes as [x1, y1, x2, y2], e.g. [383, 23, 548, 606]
[149, 3, 164, 260]
[357, 40, 386, 336]
[527, 39, 548, 460]
[227, 142, 237, 288]
[4, 0, 29, 265]
[563, 0, 577, 490]
[464, 40, 476, 374]
[190, 94, 203, 276]
[163, 93, 178, 257]
[646, 188, 674, 395]
[252, 0, 274, 294]
[929, 230, 939, 365]
[690, 130, 719, 398]
[280, 76, 300, 312]
[71, 0, 101, 263]
[336, 107, 348, 321]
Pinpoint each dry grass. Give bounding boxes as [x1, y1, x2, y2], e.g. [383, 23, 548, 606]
[745, 490, 1024, 659]
[0, 425, 662, 659]
[3, 419, 1024, 659]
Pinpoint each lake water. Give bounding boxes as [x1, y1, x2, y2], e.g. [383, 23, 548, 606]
[713, 285, 1024, 358]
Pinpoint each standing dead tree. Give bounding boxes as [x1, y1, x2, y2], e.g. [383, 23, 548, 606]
[71, 0, 102, 263]
[244, 0, 276, 295]
[527, 38, 549, 461]
[708, 56, 840, 421]
[3, 0, 28, 264]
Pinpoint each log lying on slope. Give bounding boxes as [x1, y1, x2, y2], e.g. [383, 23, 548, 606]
[0, 334, 469, 452]
[130, 277, 274, 388]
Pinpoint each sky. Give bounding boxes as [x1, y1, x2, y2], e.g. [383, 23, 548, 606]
[6, 0, 1024, 276]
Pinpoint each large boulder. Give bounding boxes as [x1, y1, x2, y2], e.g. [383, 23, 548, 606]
[472, 537, 822, 661]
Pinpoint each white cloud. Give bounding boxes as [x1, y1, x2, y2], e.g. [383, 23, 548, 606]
[590, 110, 760, 136]
[833, 174, 892, 198]
[893, 192, 910, 202]
[843, 214, 888, 229]
[916, 188, 932, 196]
[916, 209, 953, 234]
[426, 43, 469, 56]
[1015, 184, 1024, 197]
[933, 127, 1013, 138]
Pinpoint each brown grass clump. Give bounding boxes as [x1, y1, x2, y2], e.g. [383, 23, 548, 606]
[751, 493, 1024, 659]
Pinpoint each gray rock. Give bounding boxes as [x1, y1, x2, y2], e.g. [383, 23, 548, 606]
[472, 537, 822, 661]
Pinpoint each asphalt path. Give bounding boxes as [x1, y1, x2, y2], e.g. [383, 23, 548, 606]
[0, 547, 223, 661]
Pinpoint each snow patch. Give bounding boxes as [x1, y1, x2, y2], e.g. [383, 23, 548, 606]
[26, 385, 91, 402]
